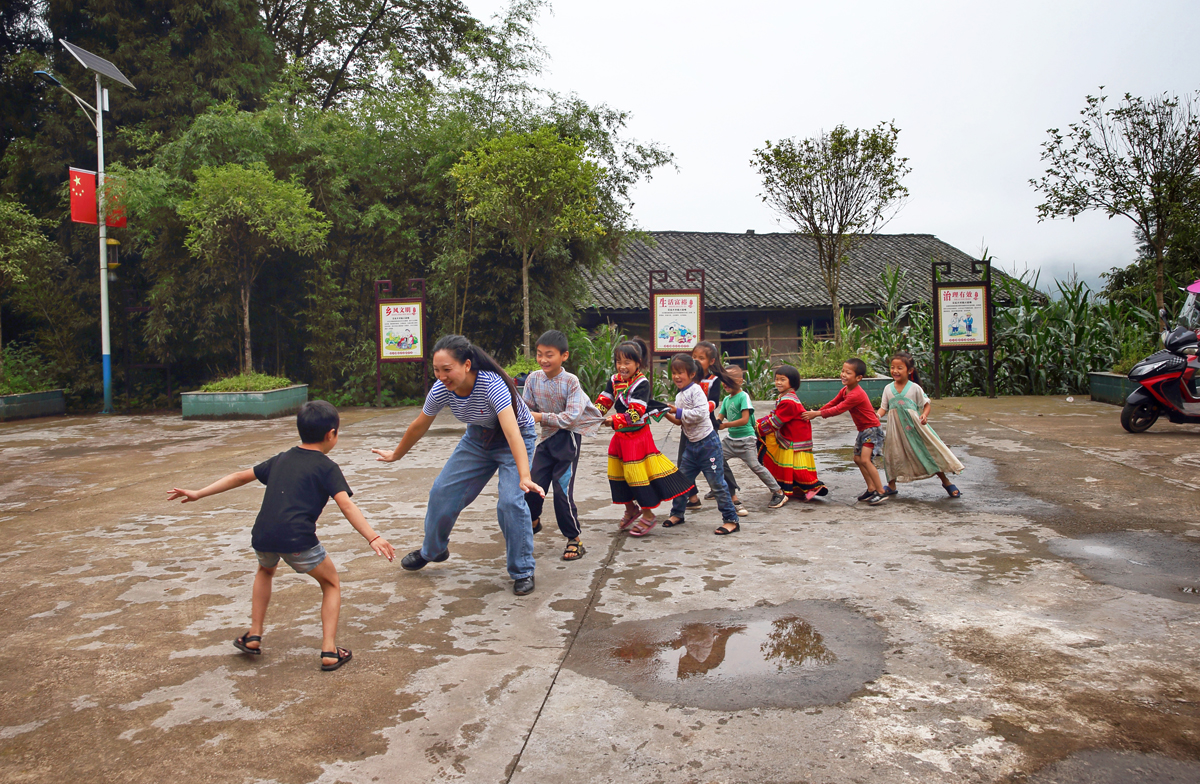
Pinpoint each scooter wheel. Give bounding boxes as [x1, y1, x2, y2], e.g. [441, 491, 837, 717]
[1120, 400, 1159, 433]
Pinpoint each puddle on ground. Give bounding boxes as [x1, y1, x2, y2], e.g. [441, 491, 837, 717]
[611, 616, 836, 682]
[1049, 532, 1200, 604]
[567, 600, 884, 710]
[1026, 750, 1200, 783]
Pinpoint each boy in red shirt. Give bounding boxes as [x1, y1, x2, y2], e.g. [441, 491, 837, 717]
[803, 358, 888, 505]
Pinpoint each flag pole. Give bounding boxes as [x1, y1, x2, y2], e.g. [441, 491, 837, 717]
[95, 73, 112, 414]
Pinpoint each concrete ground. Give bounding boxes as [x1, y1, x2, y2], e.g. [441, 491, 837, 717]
[1, 396, 1198, 783]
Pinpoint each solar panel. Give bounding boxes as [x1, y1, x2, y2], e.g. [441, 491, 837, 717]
[59, 39, 135, 90]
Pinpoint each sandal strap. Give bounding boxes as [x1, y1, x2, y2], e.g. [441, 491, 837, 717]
[321, 648, 349, 658]
[241, 635, 262, 643]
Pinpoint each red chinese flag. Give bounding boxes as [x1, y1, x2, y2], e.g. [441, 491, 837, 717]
[69, 167, 97, 224]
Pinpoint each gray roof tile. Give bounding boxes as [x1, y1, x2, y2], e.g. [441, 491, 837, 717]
[585, 231, 1020, 310]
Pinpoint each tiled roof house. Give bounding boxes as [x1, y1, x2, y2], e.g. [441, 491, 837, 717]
[581, 230, 1023, 360]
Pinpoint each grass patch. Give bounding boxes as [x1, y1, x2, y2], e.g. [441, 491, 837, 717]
[199, 372, 294, 392]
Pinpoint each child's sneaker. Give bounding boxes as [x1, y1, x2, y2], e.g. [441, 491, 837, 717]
[768, 492, 788, 508]
[735, 500, 748, 517]
[867, 492, 887, 505]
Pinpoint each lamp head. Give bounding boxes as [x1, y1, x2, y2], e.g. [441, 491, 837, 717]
[34, 70, 63, 88]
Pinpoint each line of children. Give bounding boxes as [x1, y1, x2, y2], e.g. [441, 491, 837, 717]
[662, 354, 744, 534]
[522, 330, 604, 561]
[595, 337, 695, 536]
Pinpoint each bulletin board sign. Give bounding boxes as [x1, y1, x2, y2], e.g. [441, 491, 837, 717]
[375, 278, 428, 407]
[377, 300, 424, 361]
[930, 261, 994, 399]
[651, 290, 703, 354]
[934, 284, 990, 349]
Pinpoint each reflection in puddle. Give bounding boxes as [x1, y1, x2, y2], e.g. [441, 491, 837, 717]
[611, 616, 836, 681]
[568, 600, 885, 710]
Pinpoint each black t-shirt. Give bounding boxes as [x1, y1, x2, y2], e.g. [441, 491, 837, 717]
[251, 447, 353, 553]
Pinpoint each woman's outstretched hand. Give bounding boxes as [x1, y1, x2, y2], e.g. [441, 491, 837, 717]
[520, 477, 545, 497]
[372, 448, 399, 462]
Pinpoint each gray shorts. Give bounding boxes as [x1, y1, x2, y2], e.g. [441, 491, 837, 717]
[854, 426, 885, 458]
[255, 543, 327, 574]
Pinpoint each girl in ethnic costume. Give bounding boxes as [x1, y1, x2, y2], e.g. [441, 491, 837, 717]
[596, 337, 693, 536]
[755, 365, 828, 500]
[876, 351, 964, 498]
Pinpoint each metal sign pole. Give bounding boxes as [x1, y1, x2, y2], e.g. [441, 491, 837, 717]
[375, 279, 392, 407]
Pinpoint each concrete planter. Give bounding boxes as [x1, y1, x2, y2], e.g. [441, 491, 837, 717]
[181, 384, 308, 420]
[1089, 372, 1136, 407]
[0, 389, 66, 421]
[794, 377, 890, 408]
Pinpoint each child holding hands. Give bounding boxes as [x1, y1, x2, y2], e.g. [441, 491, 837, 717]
[756, 364, 828, 501]
[662, 354, 742, 534]
[717, 364, 786, 509]
[803, 358, 886, 505]
[167, 400, 394, 671]
[596, 337, 692, 537]
[876, 351, 964, 498]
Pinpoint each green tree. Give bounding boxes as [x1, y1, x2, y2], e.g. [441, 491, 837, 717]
[260, 0, 480, 109]
[1032, 90, 1200, 312]
[177, 162, 330, 372]
[752, 123, 910, 343]
[451, 126, 605, 356]
[0, 199, 52, 377]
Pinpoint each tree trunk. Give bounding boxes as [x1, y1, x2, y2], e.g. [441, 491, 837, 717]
[830, 289, 842, 344]
[1154, 240, 1166, 313]
[242, 277, 253, 374]
[522, 248, 531, 357]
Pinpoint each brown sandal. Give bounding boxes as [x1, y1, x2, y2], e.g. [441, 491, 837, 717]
[562, 539, 585, 561]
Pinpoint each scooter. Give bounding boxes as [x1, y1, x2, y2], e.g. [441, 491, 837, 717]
[1121, 279, 1200, 433]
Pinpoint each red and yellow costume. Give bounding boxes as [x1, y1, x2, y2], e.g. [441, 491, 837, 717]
[756, 390, 828, 497]
[596, 373, 693, 509]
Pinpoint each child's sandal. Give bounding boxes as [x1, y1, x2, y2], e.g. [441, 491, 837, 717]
[662, 516, 686, 528]
[943, 484, 962, 498]
[320, 647, 352, 671]
[562, 539, 585, 561]
[714, 520, 740, 535]
[628, 513, 657, 537]
[618, 506, 642, 530]
[234, 633, 262, 655]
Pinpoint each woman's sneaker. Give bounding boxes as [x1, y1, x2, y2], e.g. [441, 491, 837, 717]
[768, 492, 787, 508]
[867, 492, 887, 505]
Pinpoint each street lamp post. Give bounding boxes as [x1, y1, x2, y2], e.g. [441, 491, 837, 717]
[37, 39, 134, 414]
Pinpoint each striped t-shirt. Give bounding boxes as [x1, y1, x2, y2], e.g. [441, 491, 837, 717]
[422, 370, 535, 430]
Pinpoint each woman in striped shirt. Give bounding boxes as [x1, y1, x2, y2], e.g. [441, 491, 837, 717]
[372, 335, 544, 596]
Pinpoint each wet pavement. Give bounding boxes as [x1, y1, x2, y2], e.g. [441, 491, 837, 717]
[0, 396, 1198, 783]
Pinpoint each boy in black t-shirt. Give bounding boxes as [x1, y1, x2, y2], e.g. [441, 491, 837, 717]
[168, 401, 394, 671]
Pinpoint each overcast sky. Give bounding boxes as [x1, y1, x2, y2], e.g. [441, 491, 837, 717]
[466, 0, 1200, 291]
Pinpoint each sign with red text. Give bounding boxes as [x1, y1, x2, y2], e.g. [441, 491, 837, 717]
[378, 300, 424, 360]
[651, 291, 702, 354]
[936, 285, 989, 348]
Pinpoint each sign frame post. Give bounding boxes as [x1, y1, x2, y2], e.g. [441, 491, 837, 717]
[649, 267, 706, 356]
[375, 278, 427, 407]
[931, 259, 994, 399]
